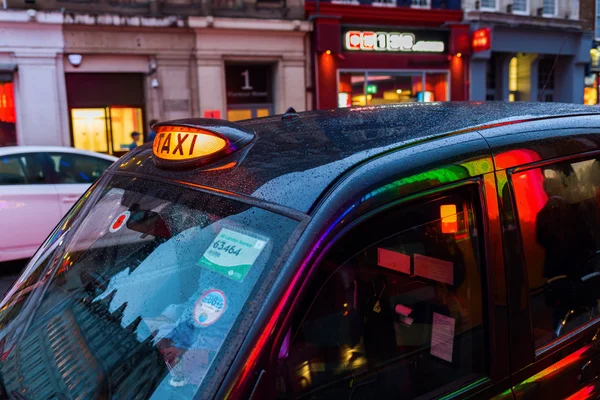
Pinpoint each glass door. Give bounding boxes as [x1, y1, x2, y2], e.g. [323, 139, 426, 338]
[110, 107, 143, 152]
[71, 108, 110, 153]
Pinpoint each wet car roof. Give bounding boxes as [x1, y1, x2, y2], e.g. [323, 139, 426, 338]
[118, 102, 600, 213]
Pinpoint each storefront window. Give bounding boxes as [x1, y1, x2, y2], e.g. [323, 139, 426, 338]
[0, 81, 17, 146]
[71, 109, 109, 153]
[584, 73, 598, 105]
[509, 57, 518, 102]
[71, 107, 143, 154]
[338, 72, 366, 107]
[338, 71, 447, 107]
[111, 107, 143, 152]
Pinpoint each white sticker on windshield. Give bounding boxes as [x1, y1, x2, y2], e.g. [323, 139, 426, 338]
[199, 228, 268, 282]
[430, 312, 455, 362]
[414, 253, 453, 285]
[193, 289, 226, 327]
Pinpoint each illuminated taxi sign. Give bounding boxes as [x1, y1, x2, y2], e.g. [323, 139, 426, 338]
[151, 120, 254, 169]
[153, 126, 227, 161]
[344, 30, 447, 54]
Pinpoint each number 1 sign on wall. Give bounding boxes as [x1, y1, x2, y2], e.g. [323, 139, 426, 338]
[241, 70, 253, 91]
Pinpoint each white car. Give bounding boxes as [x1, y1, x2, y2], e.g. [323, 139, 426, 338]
[0, 146, 117, 263]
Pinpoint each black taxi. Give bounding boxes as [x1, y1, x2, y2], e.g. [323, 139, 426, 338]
[1, 102, 600, 400]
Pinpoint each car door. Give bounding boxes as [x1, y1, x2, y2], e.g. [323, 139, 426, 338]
[0, 153, 61, 263]
[499, 152, 600, 399]
[47, 152, 114, 215]
[272, 182, 513, 399]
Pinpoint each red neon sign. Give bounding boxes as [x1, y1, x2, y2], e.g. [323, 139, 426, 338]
[472, 28, 491, 53]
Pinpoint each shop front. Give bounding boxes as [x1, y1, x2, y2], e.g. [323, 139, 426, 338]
[469, 23, 591, 103]
[308, 3, 468, 110]
[65, 73, 145, 156]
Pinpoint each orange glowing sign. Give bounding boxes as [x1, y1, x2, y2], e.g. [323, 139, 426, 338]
[153, 125, 227, 163]
[440, 204, 458, 233]
[472, 28, 491, 53]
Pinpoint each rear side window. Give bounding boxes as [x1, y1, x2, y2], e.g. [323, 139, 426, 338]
[49, 153, 113, 184]
[0, 154, 48, 185]
[511, 157, 600, 350]
[276, 186, 487, 399]
[0, 155, 26, 184]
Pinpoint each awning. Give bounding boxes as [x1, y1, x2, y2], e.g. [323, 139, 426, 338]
[0, 64, 17, 82]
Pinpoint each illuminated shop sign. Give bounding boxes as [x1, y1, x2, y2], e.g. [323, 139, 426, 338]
[343, 29, 448, 54]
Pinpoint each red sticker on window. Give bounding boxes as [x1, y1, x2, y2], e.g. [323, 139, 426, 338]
[109, 211, 130, 233]
[377, 248, 410, 274]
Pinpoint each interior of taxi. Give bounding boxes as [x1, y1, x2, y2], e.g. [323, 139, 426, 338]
[277, 187, 486, 399]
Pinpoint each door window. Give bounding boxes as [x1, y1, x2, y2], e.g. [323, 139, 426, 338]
[276, 187, 487, 398]
[48, 153, 113, 184]
[110, 107, 143, 152]
[0, 154, 50, 185]
[511, 157, 600, 350]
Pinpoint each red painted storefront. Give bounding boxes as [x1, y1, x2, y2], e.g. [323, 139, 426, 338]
[307, 2, 471, 110]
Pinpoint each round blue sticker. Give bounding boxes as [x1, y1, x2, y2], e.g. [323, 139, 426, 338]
[193, 289, 226, 327]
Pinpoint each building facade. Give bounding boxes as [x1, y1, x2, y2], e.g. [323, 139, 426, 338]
[308, 0, 470, 110]
[0, 0, 311, 153]
[464, 0, 590, 104]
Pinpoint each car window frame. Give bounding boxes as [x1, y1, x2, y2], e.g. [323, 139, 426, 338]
[45, 151, 114, 185]
[267, 178, 505, 399]
[505, 149, 600, 360]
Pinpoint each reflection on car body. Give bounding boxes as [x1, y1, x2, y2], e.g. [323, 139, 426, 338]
[3, 103, 600, 399]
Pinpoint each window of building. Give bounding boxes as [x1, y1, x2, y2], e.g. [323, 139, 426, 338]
[537, 58, 555, 102]
[480, 0, 497, 10]
[486, 56, 497, 101]
[48, 153, 113, 184]
[596, 0, 600, 40]
[410, 0, 431, 8]
[0, 81, 17, 147]
[512, 0, 529, 13]
[338, 71, 448, 107]
[509, 57, 518, 102]
[372, 0, 395, 6]
[542, 0, 556, 16]
[511, 157, 600, 351]
[584, 74, 598, 105]
[276, 186, 487, 398]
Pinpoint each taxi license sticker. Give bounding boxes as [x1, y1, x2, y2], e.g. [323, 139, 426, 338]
[198, 228, 268, 282]
[193, 289, 226, 327]
[109, 211, 130, 233]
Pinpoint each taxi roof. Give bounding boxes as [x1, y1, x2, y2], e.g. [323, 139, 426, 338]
[120, 102, 600, 214]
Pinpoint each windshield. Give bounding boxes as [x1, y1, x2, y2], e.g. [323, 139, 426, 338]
[0, 174, 299, 399]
